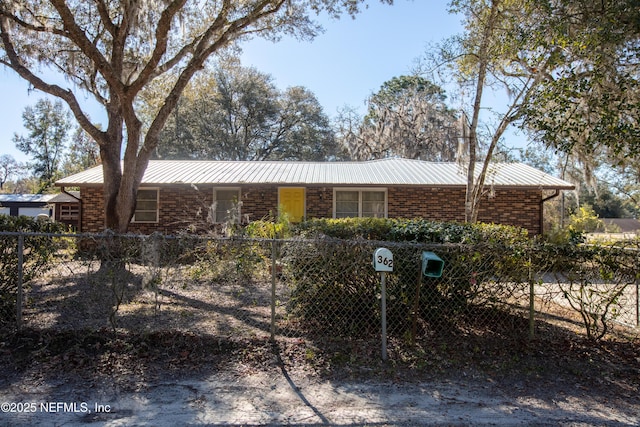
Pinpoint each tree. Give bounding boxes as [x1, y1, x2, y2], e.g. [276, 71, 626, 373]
[1, 0, 392, 232]
[424, 0, 630, 223]
[516, 0, 640, 215]
[350, 75, 460, 160]
[0, 154, 20, 191]
[448, 0, 562, 223]
[520, 0, 640, 160]
[154, 61, 338, 161]
[13, 98, 72, 192]
[334, 105, 366, 160]
[61, 127, 101, 176]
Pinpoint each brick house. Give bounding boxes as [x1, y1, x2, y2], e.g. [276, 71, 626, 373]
[55, 158, 574, 235]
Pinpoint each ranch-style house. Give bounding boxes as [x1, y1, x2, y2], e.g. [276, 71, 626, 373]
[55, 158, 574, 235]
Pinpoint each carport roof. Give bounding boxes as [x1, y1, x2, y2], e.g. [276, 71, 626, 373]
[56, 158, 575, 190]
[0, 194, 57, 203]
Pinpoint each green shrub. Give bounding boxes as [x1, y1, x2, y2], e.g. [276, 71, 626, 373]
[245, 209, 293, 239]
[568, 205, 605, 233]
[294, 217, 392, 240]
[293, 217, 528, 245]
[283, 218, 532, 338]
[388, 218, 529, 244]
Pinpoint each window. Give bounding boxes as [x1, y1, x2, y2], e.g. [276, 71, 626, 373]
[334, 189, 387, 218]
[59, 204, 79, 220]
[362, 191, 386, 217]
[132, 189, 158, 223]
[214, 188, 241, 223]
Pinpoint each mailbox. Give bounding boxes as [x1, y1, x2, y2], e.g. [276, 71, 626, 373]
[421, 251, 444, 278]
[373, 247, 393, 272]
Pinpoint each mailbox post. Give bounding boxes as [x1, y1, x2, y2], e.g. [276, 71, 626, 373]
[411, 251, 445, 342]
[373, 248, 393, 361]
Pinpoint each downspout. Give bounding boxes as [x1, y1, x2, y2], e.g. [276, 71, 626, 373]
[540, 189, 561, 236]
[61, 186, 82, 232]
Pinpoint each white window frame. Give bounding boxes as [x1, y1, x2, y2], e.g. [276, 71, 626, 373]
[333, 187, 388, 219]
[213, 187, 242, 223]
[132, 188, 159, 223]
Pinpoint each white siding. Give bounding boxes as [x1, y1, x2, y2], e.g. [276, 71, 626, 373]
[19, 207, 50, 218]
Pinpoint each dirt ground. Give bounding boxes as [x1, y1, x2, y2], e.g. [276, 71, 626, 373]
[1, 261, 639, 426]
[1, 368, 638, 426]
[1, 330, 639, 427]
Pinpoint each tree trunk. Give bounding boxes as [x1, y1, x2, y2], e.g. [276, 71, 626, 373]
[465, 0, 501, 223]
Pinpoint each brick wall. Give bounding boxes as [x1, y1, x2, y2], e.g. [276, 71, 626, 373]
[477, 188, 541, 235]
[306, 187, 333, 218]
[80, 187, 104, 233]
[241, 187, 277, 221]
[80, 185, 543, 235]
[386, 186, 541, 234]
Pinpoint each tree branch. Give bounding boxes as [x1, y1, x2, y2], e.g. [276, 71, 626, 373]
[0, 15, 105, 146]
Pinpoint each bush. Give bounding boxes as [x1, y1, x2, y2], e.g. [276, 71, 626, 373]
[293, 217, 528, 245]
[568, 205, 605, 233]
[294, 217, 392, 240]
[282, 218, 532, 339]
[244, 210, 293, 239]
[0, 215, 69, 328]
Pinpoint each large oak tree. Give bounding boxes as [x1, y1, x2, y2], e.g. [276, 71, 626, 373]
[346, 75, 460, 161]
[153, 60, 338, 161]
[0, 0, 391, 232]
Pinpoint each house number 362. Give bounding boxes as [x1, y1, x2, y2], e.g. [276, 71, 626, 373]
[373, 248, 394, 272]
[376, 255, 393, 268]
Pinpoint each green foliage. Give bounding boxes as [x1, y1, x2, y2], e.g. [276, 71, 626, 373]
[295, 217, 393, 240]
[284, 240, 380, 336]
[284, 218, 532, 338]
[156, 62, 339, 161]
[294, 217, 528, 245]
[188, 239, 268, 284]
[0, 215, 69, 327]
[244, 209, 293, 239]
[356, 75, 460, 161]
[517, 0, 640, 159]
[568, 205, 605, 233]
[533, 240, 638, 340]
[13, 99, 72, 192]
[388, 219, 529, 244]
[284, 217, 636, 341]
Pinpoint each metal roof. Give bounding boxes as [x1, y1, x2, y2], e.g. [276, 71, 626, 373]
[0, 194, 58, 203]
[56, 158, 575, 189]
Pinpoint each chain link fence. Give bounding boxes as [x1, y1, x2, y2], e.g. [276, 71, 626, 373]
[2, 232, 639, 348]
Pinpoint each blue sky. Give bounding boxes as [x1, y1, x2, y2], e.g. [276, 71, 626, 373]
[0, 1, 464, 163]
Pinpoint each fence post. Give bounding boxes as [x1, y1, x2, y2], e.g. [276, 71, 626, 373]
[270, 239, 277, 341]
[636, 252, 639, 328]
[17, 233, 24, 332]
[380, 271, 388, 361]
[528, 254, 535, 339]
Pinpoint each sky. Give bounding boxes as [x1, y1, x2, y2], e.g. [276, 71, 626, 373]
[0, 1, 466, 164]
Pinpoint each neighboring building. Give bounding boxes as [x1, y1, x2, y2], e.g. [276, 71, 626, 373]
[55, 158, 574, 235]
[48, 191, 81, 229]
[0, 192, 81, 229]
[601, 218, 640, 234]
[0, 194, 54, 218]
